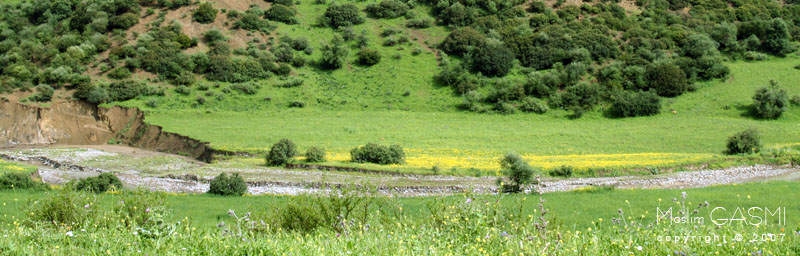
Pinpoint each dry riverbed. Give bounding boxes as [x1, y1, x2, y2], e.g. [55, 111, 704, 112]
[1, 146, 797, 196]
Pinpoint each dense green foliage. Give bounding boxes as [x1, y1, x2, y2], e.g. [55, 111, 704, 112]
[207, 173, 247, 196]
[267, 139, 298, 166]
[608, 91, 662, 117]
[322, 3, 364, 28]
[192, 2, 218, 24]
[266, 4, 298, 24]
[0, 172, 48, 190]
[304, 147, 326, 162]
[73, 173, 123, 193]
[365, 0, 410, 19]
[497, 153, 537, 193]
[357, 48, 381, 66]
[350, 143, 405, 165]
[752, 81, 790, 119]
[725, 128, 762, 154]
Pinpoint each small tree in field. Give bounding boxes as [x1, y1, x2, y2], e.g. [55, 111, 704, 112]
[725, 128, 761, 155]
[267, 139, 297, 166]
[497, 153, 537, 193]
[208, 173, 247, 196]
[752, 81, 788, 119]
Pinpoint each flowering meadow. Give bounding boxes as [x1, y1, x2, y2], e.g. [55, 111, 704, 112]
[0, 181, 798, 255]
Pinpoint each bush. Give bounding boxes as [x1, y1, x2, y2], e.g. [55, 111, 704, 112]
[469, 42, 514, 77]
[406, 18, 433, 28]
[87, 86, 110, 104]
[498, 153, 536, 193]
[790, 95, 800, 106]
[32, 84, 54, 102]
[193, 2, 218, 24]
[231, 83, 258, 95]
[560, 82, 601, 110]
[319, 36, 348, 70]
[289, 101, 305, 108]
[202, 29, 226, 44]
[752, 81, 789, 119]
[109, 12, 139, 30]
[267, 139, 298, 166]
[439, 27, 485, 56]
[305, 147, 326, 162]
[357, 48, 381, 66]
[519, 97, 549, 114]
[108, 80, 146, 101]
[725, 128, 761, 155]
[208, 173, 247, 196]
[646, 63, 688, 97]
[608, 90, 662, 118]
[107, 67, 132, 80]
[350, 143, 405, 165]
[365, 0, 409, 19]
[0, 173, 49, 190]
[322, 3, 364, 28]
[266, 4, 298, 24]
[548, 165, 573, 177]
[28, 189, 95, 228]
[74, 173, 123, 193]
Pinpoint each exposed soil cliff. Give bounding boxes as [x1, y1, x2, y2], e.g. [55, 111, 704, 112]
[0, 100, 213, 161]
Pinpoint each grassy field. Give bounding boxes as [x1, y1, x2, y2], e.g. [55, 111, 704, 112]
[132, 57, 800, 173]
[0, 181, 798, 254]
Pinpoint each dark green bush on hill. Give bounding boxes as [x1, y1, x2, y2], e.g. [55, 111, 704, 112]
[108, 80, 146, 101]
[32, 84, 54, 102]
[267, 139, 298, 166]
[109, 12, 139, 30]
[548, 165, 573, 177]
[319, 36, 348, 70]
[469, 42, 514, 77]
[608, 90, 661, 118]
[74, 173, 123, 193]
[0, 173, 49, 190]
[365, 0, 409, 19]
[208, 173, 247, 196]
[357, 48, 381, 66]
[266, 4, 298, 24]
[646, 63, 688, 97]
[267, 0, 295, 6]
[233, 8, 274, 32]
[322, 3, 364, 28]
[202, 28, 226, 44]
[752, 81, 789, 119]
[725, 128, 761, 155]
[192, 2, 218, 24]
[439, 28, 485, 56]
[351, 143, 405, 165]
[107, 67, 132, 80]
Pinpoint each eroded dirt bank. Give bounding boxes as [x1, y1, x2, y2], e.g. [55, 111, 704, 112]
[0, 100, 213, 161]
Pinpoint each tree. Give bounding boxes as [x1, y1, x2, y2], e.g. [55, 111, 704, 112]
[752, 81, 789, 119]
[498, 153, 536, 193]
[440, 3, 475, 27]
[365, 0, 409, 19]
[193, 2, 218, 24]
[202, 28, 226, 44]
[322, 3, 364, 28]
[109, 12, 139, 30]
[469, 42, 514, 77]
[208, 173, 247, 196]
[646, 63, 688, 97]
[267, 139, 297, 166]
[725, 128, 761, 154]
[319, 36, 348, 70]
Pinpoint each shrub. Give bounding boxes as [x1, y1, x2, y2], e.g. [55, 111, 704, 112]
[608, 90, 662, 117]
[233, 9, 274, 32]
[406, 18, 433, 28]
[319, 36, 348, 70]
[87, 86, 110, 104]
[28, 189, 95, 228]
[109, 13, 139, 30]
[752, 81, 788, 119]
[519, 97, 549, 114]
[548, 166, 573, 177]
[231, 83, 258, 95]
[202, 29, 226, 44]
[322, 3, 364, 28]
[305, 147, 326, 162]
[560, 82, 601, 110]
[350, 143, 405, 165]
[725, 128, 761, 154]
[357, 48, 381, 66]
[790, 95, 800, 106]
[74, 173, 123, 193]
[440, 3, 476, 27]
[439, 27, 485, 56]
[193, 2, 218, 24]
[646, 63, 688, 97]
[108, 80, 146, 101]
[498, 153, 536, 193]
[469, 42, 514, 77]
[208, 173, 247, 196]
[265, 4, 298, 24]
[107, 67, 132, 80]
[365, 0, 409, 19]
[267, 139, 298, 166]
[289, 101, 305, 108]
[0, 173, 49, 190]
[33, 84, 54, 102]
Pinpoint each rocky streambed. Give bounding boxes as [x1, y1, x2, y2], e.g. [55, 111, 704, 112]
[1, 146, 797, 196]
